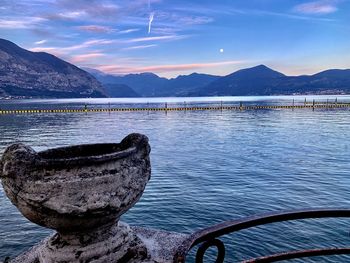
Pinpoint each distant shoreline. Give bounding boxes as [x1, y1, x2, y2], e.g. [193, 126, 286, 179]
[1, 92, 349, 101]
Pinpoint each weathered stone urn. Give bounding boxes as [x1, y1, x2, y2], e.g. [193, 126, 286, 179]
[0, 133, 155, 262]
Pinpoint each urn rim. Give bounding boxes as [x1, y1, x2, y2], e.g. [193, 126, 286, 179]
[36, 133, 149, 166]
[37, 143, 137, 166]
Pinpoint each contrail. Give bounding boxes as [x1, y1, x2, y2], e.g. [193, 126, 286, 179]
[148, 12, 154, 34]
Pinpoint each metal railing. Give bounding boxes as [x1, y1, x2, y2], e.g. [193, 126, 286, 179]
[173, 208, 350, 263]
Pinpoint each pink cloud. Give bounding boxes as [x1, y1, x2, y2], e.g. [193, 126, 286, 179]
[56, 1, 119, 19]
[126, 35, 187, 43]
[76, 25, 115, 33]
[294, 1, 338, 14]
[70, 53, 105, 63]
[29, 47, 64, 57]
[29, 39, 114, 54]
[96, 60, 246, 75]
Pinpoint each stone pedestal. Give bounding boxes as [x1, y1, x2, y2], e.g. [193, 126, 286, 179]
[0, 133, 188, 263]
[36, 222, 148, 263]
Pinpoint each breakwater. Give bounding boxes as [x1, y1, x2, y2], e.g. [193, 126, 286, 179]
[1, 101, 350, 115]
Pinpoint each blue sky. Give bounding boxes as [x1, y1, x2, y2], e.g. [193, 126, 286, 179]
[0, 0, 349, 78]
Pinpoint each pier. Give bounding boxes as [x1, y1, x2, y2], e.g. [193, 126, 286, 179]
[1, 100, 350, 115]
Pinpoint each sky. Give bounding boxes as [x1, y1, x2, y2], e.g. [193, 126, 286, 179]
[0, 0, 349, 78]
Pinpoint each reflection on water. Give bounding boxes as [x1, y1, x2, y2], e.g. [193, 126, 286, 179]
[0, 96, 350, 262]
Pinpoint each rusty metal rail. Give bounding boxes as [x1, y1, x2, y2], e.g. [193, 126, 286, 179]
[173, 208, 350, 263]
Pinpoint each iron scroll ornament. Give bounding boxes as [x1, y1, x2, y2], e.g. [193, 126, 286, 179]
[173, 208, 350, 263]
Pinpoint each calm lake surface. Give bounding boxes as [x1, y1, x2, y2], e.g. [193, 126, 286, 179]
[1, 95, 350, 262]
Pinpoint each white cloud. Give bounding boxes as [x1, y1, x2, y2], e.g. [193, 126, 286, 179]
[0, 17, 45, 29]
[122, 44, 157, 51]
[294, 1, 339, 14]
[117, 28, 140, 34]
[34, 39, 47, 45]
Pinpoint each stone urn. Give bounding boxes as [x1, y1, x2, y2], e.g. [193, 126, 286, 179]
[0, 133, 152, 262]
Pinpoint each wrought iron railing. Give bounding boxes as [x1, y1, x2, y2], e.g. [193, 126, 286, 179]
[173, 208, 350, 263]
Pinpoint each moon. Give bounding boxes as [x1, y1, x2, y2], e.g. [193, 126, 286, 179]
[220, 48, 224, 53]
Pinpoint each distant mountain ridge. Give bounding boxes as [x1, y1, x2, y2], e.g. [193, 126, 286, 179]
[0, 39, 106, 98]
[194, 65, 350, 96]
[84, 67, 220, 97]
[86, 65, 350, 97]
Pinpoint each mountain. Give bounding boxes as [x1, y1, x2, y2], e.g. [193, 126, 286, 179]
[195, 65, 285, 96]
[103, 83, 140, 98]
[194, 65, 350, 96]
[85, 68, 219, 97]
[159, 73, 220, 96]
[0, 39, 106, 98]
[84, 69, 169, 97]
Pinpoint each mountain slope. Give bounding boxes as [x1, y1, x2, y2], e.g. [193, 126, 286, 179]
[196, 65, 286, 96]
[83, 68, 167, 97]
[103, 83, 140, 98]
[0, 39, 106, 98]
[159, 73, 220, 96]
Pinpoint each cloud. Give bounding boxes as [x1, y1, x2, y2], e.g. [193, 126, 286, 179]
[294, 1, 339, 14]
[70, 53, 105, 63]
[122, 44, 157, 51]
[43, 11, 85, 21]
[29, 39, 114, 55]
[126, 35, 188, 43]
[63, 39, 114, 51]
[150, 27, 181, 35]
[34, 39, 47, 45]
[156, 11, 214, 26]
[29, 47, 66, 57]
[171, 3, 335, 22]
[56, 0, 119, 19]
[118, 28, 140, 34]
[30, 47, 59, 53]
[177, 16, 214, 25]
[76, 25, 115, 33]
[253, 9, 335, 22]
[96, 60, 246, 75]
[0, 17, 45, 29]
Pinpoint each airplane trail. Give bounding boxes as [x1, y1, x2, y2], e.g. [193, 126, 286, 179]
[148, 12, 154, 34]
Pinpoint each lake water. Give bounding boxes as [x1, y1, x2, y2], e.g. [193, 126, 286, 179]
[1, 95, 350, 262]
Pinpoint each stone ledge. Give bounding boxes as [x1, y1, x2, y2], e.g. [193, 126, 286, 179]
[132, 227, 189, 263]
